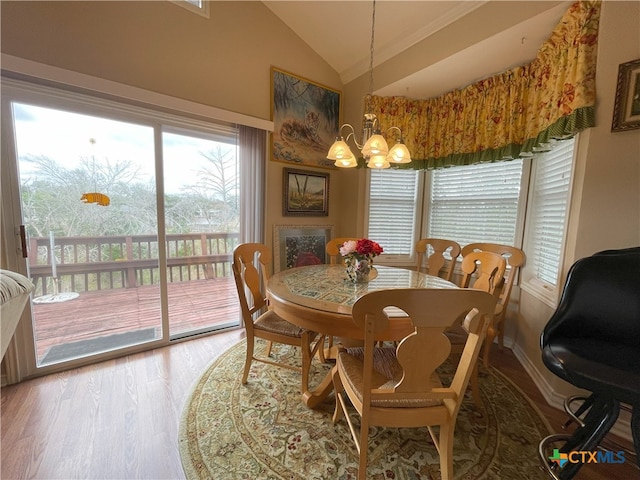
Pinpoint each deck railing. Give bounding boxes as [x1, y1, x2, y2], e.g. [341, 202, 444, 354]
[28, 233, 240, 296]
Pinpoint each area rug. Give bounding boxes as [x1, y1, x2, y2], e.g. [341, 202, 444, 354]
[179, 340, 552, 479]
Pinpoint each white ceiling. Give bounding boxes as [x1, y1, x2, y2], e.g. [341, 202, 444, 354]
[263, 1, 571, 99]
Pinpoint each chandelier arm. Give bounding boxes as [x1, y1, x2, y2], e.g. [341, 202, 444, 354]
[338, 123, 364, 150]
[339, 123, 356, 138]
[387, 126, 403, 141]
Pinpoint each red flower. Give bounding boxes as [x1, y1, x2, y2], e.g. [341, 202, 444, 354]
[355, 239, 383, 257]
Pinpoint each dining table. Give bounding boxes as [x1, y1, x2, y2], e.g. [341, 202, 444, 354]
[266, 263, 458, 408]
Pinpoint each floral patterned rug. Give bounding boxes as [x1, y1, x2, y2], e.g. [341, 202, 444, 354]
[179, 340, 552, 480]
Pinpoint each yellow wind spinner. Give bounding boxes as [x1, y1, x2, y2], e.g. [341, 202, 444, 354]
[81, 192, 110, 206]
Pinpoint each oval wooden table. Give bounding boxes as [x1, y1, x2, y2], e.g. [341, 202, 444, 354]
[266, 264, 457, 408]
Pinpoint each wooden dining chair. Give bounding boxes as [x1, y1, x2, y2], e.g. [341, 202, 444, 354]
[415, 238, 461, 281]
[447, 250, 506, 407]
[232, 243, 322, 393]
[332, 288, 497, 480]
[461, 243, 525, 367]
[326, 237, 359, 264]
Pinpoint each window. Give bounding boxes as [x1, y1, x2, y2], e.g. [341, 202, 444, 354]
[367, 169, 422, 259]
[366, 138, 576, 306]
[428, 161, 524, 247]
[172, 0, 210, 18]
[521, 138, 575, 303]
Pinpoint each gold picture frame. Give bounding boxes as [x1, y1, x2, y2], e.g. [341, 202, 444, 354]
[270, 67, 341, 169]
[612, 58, 640, 132]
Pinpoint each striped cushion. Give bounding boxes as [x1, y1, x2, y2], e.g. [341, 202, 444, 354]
[0, 269, 34, 304]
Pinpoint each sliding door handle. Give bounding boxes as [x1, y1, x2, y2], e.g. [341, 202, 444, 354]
[19, 225, 28, 258]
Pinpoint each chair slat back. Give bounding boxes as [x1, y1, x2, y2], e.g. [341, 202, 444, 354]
[460, 251, 507, 296]
[232, 243, 270, 322]
[326, 237, 359, 264]
[461, 243, 525, 308]
[415, 238, 461, 281]
[352, 289, 496, 405]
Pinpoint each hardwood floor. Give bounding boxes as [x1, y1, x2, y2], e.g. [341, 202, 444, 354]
[1, 329, 638, 479]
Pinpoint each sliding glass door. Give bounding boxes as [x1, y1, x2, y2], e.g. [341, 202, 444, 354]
[162, 128, 240, 338]
[12, 102, 162, 366]
[2, 81, 241, 371]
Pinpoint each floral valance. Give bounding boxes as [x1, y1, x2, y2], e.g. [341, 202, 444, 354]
[369, 0, 601, 169]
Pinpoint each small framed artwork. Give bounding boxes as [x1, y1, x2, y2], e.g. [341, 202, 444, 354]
[283, 168, 329, 216]
[273, 224, 334, 272]
[270, 67, 341, 169]
[612, 58, 640, 132]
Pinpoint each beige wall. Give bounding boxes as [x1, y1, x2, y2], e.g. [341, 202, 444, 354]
[0, 0, 346, 253]
[2, 1, 639, 405]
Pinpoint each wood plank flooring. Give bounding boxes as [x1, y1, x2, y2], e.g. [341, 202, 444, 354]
[1, 330, 638, 479]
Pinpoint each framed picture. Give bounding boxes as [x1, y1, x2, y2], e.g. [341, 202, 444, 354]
[270, 67, 341, 169]
[273, 225, 334, 272]
[612, 58, 640, 132]
[283, 168, 329, 216]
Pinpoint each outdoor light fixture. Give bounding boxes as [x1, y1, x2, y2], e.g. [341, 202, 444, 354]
[326, 0, 411, 169]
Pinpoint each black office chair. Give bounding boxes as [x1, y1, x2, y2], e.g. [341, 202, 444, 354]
[538, 247, 640, 479]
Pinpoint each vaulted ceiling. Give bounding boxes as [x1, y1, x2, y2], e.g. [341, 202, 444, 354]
[263, 1, 572, 99]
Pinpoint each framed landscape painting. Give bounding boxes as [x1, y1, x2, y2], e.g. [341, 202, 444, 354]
[273, 225, 334, 272]
[271, 67, 341, 169]
[283, 168, 329, 216]
[612, 58, 640, 131]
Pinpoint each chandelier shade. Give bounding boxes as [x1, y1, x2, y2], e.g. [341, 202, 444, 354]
[326, 0, 411, 169]
[366, 154, 390, 169]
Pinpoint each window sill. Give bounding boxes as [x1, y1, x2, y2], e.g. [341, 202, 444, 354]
[520, 280, 559, 309]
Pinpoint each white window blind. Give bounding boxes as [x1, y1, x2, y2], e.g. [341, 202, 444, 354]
[525, 138, 575, 287]
[368, 169, 420, 255]
[428, 160, 524, 247]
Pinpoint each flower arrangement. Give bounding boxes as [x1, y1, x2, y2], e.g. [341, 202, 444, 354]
[340, 239, 383, 282]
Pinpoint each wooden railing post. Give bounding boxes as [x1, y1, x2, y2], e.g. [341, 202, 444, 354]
[125, 236, 138, 288]
[201, 234, 214, 279]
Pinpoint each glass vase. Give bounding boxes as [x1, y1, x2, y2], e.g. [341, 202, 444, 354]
[347, 258, 372, 283]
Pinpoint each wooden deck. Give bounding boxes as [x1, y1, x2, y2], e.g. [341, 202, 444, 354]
[32, 277, 240, 362]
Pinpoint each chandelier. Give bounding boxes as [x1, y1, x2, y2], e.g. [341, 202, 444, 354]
[326, 0, 411, 169]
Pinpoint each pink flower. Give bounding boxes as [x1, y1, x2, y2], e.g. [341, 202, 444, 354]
[339, 240, 357, 256]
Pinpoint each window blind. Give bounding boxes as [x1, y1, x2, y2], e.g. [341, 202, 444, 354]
[368, 169, 420, 254]
[525, 138, 574, 286]
[428, 160, 524, 247]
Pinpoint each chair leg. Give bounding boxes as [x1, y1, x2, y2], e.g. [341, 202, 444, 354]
[331, 366, 345, 423]
[557, 396, 620, 480]
[300, 332, 313, 394]
[482, 329, 496, 369]
[470, 363, 482, 409]
[242, 338, 255, 384]
[439, 422, 455, 480]
[358, 417, 369, 480]
[265, 340, 273, 357]
[498, 325, 505, 350]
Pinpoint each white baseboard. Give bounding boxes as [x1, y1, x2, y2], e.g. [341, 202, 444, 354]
[509, 340, 633, 443]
